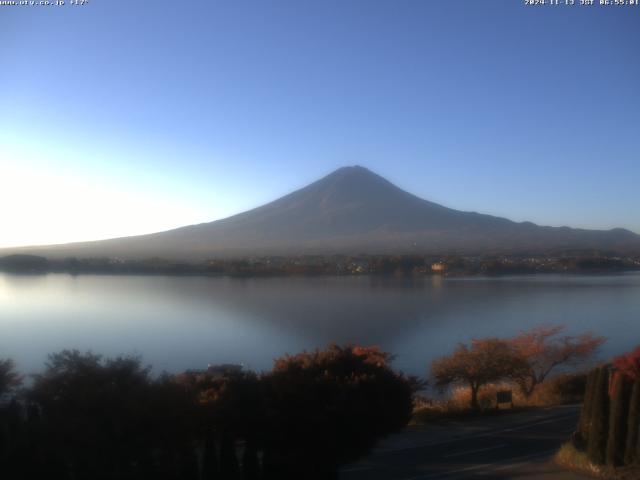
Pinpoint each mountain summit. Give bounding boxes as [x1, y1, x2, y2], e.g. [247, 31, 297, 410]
[4, 166, 640, 259]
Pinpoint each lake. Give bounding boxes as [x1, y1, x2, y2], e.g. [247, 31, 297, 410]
[1, 272, 639, 378]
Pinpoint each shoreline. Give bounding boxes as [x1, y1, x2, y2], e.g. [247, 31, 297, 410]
[1, 265, 638, 280]
[1, 252, 639, 278]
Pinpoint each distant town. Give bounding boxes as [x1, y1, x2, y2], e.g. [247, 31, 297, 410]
[1, 252, 639, 277]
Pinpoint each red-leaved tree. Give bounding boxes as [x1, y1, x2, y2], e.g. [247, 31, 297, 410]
[612, 346, 640, 382]
[432, 338, 523, 409]
[510, 325, 605, 397]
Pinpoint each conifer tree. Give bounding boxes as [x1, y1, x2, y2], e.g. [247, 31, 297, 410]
[579, 369, 598, 442]
[607, 374, 629, 466]
[625, 380, 640, 465]
[587, 367, 610, 465]
[637, 427, 640, 467]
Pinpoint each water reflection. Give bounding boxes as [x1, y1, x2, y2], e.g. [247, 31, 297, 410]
[1, 272, 638, 377]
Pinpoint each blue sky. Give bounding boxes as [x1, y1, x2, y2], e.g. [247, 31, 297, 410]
[1, 0, 639, 247]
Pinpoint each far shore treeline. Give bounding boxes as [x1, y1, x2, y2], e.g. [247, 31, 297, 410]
[1, 252, 639, 277]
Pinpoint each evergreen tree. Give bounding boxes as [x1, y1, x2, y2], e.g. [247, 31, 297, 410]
[587, 366, 610, 465]
[607, 374, 630, 466]
[579, 369, 598, 442]
[637, 425, 640, 467]
[625, 380, 640, 465]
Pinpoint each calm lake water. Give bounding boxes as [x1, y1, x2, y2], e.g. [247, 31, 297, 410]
[1, 272, 639, 378]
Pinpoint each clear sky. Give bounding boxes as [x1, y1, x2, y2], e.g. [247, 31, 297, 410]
[1, 0, 639, 248]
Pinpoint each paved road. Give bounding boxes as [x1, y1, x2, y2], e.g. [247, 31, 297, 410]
[341, 405, 590, 480]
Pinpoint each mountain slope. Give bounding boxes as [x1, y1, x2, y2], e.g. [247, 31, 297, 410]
[3, 166, 640, 259]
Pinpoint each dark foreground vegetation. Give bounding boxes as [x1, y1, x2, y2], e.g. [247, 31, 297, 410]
[555, 346, 640, 478]
[0, 346, 416, 480]
[0, 327, 623, 479]
[1, 252, 639, 277]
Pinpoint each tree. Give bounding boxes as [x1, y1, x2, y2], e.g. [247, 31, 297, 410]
[194, 370, 264, 442]
[587, 366, 610, 465]
[612, 346, 640, 465]
[0, 360, 27, 480]
[263, 344, 416, 479]
[613, 346, 640, 382]
[0, 359, 22, 397]
[624, 380, 640, 465]
[607, 373, 630, 466]
[432, 338, 523, 409]
[578, 369, 599, 443]
[29, 350, 196, 480]
[510, 325, 605, 397]
[176, 366, 265, 479]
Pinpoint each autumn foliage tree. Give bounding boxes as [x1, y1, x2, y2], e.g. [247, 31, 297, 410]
[262, 345, 416, 479]
[175, 368, 265, 479]
[1, 345, 417, 480]
[612, 346, 640, 382]
[509, 325, 605, 398]
[431, 326, 605, 409]
[432, 338, 524, 409]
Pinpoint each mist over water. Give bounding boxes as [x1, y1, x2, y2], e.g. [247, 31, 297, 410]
[1, 272, 639, 378]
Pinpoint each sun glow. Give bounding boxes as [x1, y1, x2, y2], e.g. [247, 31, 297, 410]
[0, 151, 210, 249]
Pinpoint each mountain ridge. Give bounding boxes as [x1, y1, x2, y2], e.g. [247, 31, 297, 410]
[2, 166, 639, 260]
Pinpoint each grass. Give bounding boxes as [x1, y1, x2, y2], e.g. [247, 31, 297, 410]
[554, 442, 608, 478]
[410, 374, 640, 479]
[411, 374, 586, 425]
[554, 442, 640, 480]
